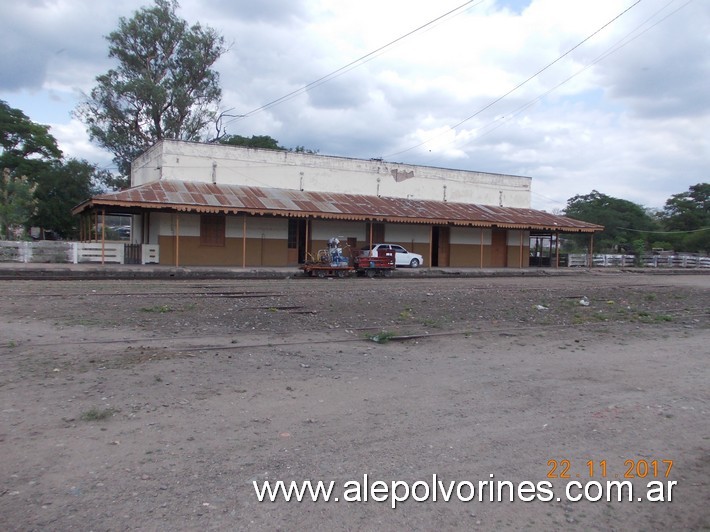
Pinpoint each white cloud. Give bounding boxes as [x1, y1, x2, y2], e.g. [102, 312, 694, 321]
[0, 0, 707, 210]
[49, 118, 115, 168]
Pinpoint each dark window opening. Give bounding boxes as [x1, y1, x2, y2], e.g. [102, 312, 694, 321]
[200, 214, 226, 246]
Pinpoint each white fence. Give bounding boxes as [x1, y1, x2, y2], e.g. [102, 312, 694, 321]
[0, 241, 160, 265]
[567, 253, 710, 268]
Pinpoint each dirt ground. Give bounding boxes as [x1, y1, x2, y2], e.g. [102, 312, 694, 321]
[0, 271, 708, 531]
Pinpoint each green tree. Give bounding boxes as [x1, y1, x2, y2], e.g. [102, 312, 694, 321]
[0, 170, 37, 240]
[563, 190, 658, 252]
[219, 135, 284, 150]
[31, 159, 103, 239]
[0, 100, 62, 239]
[218, 134, 319, 154]
[0, 100, 62, 176]
[75, 0, 226, 186]
[661, 183, 710, 252]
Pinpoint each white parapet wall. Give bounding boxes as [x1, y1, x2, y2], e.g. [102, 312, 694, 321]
[132, 140, 533, 208]
[141, 245, 160, 264]
[566, 254, 710, 268]
[0, 241, 160, 264]
[76, 243, 125, 264]
[0, 241, 74, 263]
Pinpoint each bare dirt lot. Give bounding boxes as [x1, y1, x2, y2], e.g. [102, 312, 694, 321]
[0, 272, 708, 531]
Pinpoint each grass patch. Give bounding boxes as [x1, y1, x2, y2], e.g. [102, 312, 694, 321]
[399, 308, 413, 319]
[366, 331, 397, 344]
[80, 407, 116, 422]
[141, 305, 173, 313]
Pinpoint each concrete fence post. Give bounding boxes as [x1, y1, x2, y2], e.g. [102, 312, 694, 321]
[20, 241, 31, 263]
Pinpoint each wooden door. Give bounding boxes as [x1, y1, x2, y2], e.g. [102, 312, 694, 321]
[437, 227, 450, 267]
[490, 229, 507, 267]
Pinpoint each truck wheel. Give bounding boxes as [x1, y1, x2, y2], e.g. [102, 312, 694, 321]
[366, 269, 376, 278]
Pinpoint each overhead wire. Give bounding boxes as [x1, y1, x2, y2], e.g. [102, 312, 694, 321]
[383, 0, 643, 158]
[455, 0, 692, 147]
[221, 0, 482, 129]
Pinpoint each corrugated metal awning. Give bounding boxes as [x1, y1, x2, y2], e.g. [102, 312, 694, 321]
[73, 180, 602, 233]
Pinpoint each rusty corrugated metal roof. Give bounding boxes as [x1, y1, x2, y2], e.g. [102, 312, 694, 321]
[73, 180, 602, 232]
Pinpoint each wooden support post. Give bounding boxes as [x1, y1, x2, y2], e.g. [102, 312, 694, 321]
[101, 209, 106, 265]
[94, 210, 99, 243]
[588, 233, 594, 268]
[428, 226, 433, 268]
[242, 214, 247, 268]
[555, 232, 560, 268]
[175, 214, 180, 268]
[480, 228, 484, 268]
[519, 230, 524, 268]
[305, 217, 310, 261]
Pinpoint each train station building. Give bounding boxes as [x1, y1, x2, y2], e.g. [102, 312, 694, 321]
[73, 140, 602, 268]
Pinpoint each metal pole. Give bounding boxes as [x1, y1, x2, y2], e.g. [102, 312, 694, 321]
[519, 230, 524, 268]
[555, 232, 560, 268]
[480, 228, 484, 268]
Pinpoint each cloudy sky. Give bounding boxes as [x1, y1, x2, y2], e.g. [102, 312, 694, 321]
[1, 0, 707, 211]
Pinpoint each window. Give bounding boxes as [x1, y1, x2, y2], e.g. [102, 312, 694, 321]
[391, 245, 405, 253]
[287, 218, 298, 248]
[200, 214, 225, 246]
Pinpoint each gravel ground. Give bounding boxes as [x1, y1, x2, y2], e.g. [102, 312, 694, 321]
[0, 272, 708, 531]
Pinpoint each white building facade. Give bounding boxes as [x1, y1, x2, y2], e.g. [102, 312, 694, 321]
[132, 140, 532, 208]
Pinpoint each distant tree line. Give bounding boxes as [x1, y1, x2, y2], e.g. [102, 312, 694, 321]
[563, 185, 710, 254]
[2, 0, 706, 250]
[0, 100, 111, 240]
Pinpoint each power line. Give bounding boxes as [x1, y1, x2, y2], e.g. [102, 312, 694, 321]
[223, 1, 481, 128]
[384, 0, 643, 158]
[433, 0, 691, 153]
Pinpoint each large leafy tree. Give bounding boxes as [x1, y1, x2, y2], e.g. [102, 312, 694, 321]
[0, 170, 37, 240]
[0, 100, 62, 175]
[660, 183, 710, 252]
[0, 100, 62, 239]
[32, 159, 103, 239]
[75, 0, 226, 186]
[564, 190, 658, 252]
